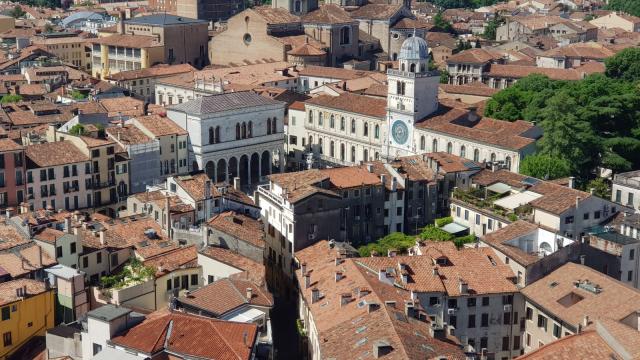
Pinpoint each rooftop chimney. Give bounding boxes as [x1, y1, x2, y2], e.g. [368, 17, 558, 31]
[580, 254, 586, 265]
[233, 177, 241, 191]
[64, 216, 72, 234]
[583, 315, 590, 327]
[387, 249, 397, 257]
[99, 229, 106, 246]
[311, 288, 320, 303]
[568, 176, 575, 189]
[246, 287, 253, 302]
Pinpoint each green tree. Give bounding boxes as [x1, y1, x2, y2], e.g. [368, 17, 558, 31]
[482, 14, 503, 40]
[419, 226, 454, 241]
[606, 0, 640, 17]
[69, 124, 85, 136]
[584, 177, 610, 199]
[519, 154, 571, 180]
[1, 94, 22, 103]
[439, 69, 450, 84]
[357, 232, 416, 257]
[44, 23, 54, 33]
[605, 47, 640, 82]
[433, 12, 453, 32]
[9, 5, 25, 18]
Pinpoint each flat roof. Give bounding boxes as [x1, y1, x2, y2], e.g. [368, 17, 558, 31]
[92, 347, 141, 360]
[441, 222, 469, 235]
[87, 304, 132, 322]
[591, 231, 639, 245]
[45, 264, 83, 280]
[125, 14, 206, 26]
[494, 190, 542, 210]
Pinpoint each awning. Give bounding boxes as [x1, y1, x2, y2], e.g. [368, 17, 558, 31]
[224, 308, 265, 323]
[493, 190, 542, 210]
[487, 182, 512, 194]
[441, 222, 469, 235]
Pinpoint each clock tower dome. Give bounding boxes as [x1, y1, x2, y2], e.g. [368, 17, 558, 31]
[385, 31, 440, 159]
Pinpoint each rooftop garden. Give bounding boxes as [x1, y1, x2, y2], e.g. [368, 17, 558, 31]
[100, 258, 155, 293]
[452, 188, 532, 222]
[357, 217, 477, 257]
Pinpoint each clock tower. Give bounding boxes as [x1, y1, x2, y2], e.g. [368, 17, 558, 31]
[385, 32, 440, 159]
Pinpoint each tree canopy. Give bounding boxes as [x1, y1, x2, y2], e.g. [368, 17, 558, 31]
[519, 154, 571, 180]
[1, 94, 22, 103]
[484, 63, 640, 181]
[606, 0, 640, 17]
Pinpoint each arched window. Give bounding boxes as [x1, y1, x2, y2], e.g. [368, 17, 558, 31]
[235, 123, 240, 140]
[364, 149, 369, 162]
[294, 0, 301, 12]
[432, 139, 438, 152]
[374, 125, 380, 139]
[340, 143, 345, 161]
[364, 123, 369, 137]
[318, 138, 323, 154]
[318, 112, 324, 126]
[460, 145, 466, 158]
[242, 122, 247, 138]
[272, 117, 277, 134]
[267, 118, 272, 135]
[490, 153, 496, 163]
[505, 156, 512, 170]
[340, 117, 345, 131]
[401, 63, 405, 71]
[396, 81, 406, 95]
[420, 136, 425, 151]
[215, 126, 220, 143]
[351, 146, 356, 162]
[308, 135, 313, 147]
[447, 142, 453, 154]
[330, 141, 335, 157]
[410, 63, 416, 72]
[330, 115, 335, 129]
[308, 110, 313, 123]
[248, 122, 252, 137]
[351, 119, 356, 134]
[473, 149, 479, 162]
[209, 127, 214, 144]
[340, 26, 350, 45]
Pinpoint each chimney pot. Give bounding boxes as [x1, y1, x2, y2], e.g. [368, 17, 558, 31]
[246, 287, 253, 301]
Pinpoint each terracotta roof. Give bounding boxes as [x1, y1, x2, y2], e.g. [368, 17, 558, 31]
[143, 245, 199, 278]
[321, 165, 385, 188]
[356, 242, 517, 295]
[516, 330, 616, 360]
[18, 84, 47, 96]
[288, 101, 305, 111]
[0, 279, 50, 307]
[486, 63, 603, 80]
[33, 227, 65, 244]
[302, 4, 353, 24]
[481, 220, 542, 266]
[415, 105, 538, 151]
[440, 82, 499, 97]
[522, 263, 640, 328]
[133, 114, 188, 137]
[287, 42, 326, 56]
[106, 124, 154, 145]
[305, 93, 386, 118]
[0, 138, 23, 152]
[90, 34, 162, 48]
[447, 48, 502, 64]
[25, 141, 88, 168]
[298, 65, 373, 80]
[0, 220, 31, 251]
[178, 278, 273, 316]
[110, 312, 258, 359]
[539, 42, 615, 59]
[350, 3, 403, 20]
[174, 173, 219, 202]
[206, 211, 264, 249]
[392, 18, 433, 30]
[199, 246, 266, 286]
[0, 243, 56, 278]
[294, 240, 467, 359]
[98, 96, 146, 117]
[106, 63, 195, 82]
[251, 6, 300, 24]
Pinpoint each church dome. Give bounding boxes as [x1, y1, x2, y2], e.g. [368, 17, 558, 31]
[398, 35, 429, 60]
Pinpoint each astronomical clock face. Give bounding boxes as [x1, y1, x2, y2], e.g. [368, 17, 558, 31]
[391, 120, 409, 145]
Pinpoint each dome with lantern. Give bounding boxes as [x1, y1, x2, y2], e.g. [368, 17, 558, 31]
[398, 34, 429, 61]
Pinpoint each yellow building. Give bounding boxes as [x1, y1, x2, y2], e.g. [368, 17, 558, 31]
[0, 279, 55, 360]
[31, 35, 92, 72]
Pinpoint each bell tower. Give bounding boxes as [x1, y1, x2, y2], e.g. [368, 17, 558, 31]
[385, 31, 440, 159]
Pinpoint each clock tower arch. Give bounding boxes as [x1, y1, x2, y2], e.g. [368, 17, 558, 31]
[385, 31, 440, 159]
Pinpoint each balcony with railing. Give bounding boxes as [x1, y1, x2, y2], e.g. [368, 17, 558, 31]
[451, 188, 532, 223]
